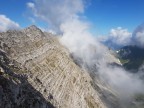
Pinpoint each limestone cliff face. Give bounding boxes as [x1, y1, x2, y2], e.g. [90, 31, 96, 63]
[0, 26, 109, 108]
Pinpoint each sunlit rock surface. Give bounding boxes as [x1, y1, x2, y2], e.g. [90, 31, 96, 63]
[0, 26, 120, 108]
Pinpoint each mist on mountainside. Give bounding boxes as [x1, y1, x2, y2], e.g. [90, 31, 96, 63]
[27, 0, 144, 107]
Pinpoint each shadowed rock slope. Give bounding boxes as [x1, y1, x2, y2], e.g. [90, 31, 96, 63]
[0, 26, 119, 108]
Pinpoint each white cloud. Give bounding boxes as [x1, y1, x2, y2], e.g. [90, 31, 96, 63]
[0, 15, 20, 32]
[27, 2, 35, 9]
[135, 31, 144, 47]
[27, 0, 85, 32]
[132, 23, 144, 48]
[98, 63, 144, 99]
[102, 24, 144, 49]
[103, 27, 132, 48]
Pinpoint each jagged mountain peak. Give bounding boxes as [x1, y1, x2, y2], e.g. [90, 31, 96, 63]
[24, 25, 42, 32]
[0, 26, 119, 108]
[27, 25, 39, 29]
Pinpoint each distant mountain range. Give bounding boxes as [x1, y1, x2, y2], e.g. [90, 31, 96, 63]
[101, 23, 144, 72]
[117, 45, 144, 72]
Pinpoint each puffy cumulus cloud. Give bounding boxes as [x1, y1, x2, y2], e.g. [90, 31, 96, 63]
[102, 24, 144, 49]
[27, 0, 85, 32]
[110, 27, 132, 43]
[0, 15, 20, 32]
[102, 27, 132, 49]
[132, 23, 144, 48]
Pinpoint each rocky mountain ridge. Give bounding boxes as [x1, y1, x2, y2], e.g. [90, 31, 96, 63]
[0, 25, 119, 108]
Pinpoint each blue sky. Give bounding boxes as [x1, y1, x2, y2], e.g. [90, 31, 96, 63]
[0, 0, 144, 35]
[0, 0, 30, 27]
[85, 0, 144, 35]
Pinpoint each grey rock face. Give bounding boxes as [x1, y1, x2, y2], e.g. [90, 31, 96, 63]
[0, 48, 54, 108]
[0, 26, 119, 108]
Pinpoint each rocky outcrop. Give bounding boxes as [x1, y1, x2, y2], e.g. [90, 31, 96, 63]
[0, 47, 54, 108]
[0, 26, 119, 108]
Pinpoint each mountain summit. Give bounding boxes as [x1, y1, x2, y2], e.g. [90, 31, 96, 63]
[0, 26, 121, 108]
